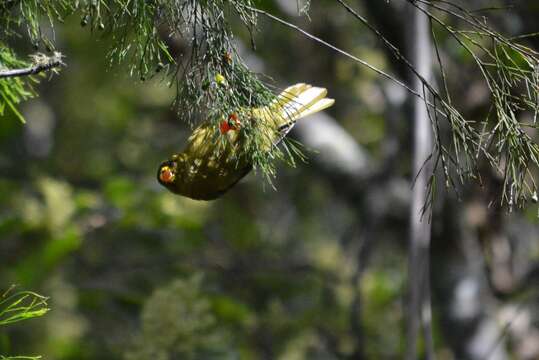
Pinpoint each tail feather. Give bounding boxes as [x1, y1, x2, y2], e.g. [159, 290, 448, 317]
[275, 84, 334, 127]
[255, 83, 334, 147]
[275, 83, 310, 106]
[295, 98, 335, 118]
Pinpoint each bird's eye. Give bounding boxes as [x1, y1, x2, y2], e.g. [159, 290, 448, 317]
[159, 166, 175, 183]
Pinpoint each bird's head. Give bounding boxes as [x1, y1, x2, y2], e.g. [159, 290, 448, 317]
[157, 154, 185, 191]
[158, 160, 176, 185]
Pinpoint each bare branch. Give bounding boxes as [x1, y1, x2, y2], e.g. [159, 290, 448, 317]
[0, 52, 64, 79]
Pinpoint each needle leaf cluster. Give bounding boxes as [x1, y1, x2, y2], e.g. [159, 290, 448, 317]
[0, 46, 36, 122]
[330, 0, 539, 209]
[0, 287, 50, 360]
[411, 0, 539, 209]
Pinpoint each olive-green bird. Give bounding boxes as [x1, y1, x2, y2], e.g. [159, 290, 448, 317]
[157, 83, 334, 200]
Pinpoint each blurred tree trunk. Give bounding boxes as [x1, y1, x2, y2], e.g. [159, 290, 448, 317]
[406, 1, 434, 359]
[432, 199, 510, 360]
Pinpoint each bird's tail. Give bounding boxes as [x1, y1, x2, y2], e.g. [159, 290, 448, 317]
[273, 83, 334, 128]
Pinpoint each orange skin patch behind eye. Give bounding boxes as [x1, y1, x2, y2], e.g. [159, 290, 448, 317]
[159, 166, 175, 183]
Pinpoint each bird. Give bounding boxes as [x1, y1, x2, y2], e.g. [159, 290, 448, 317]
[157, 83, 334, 200]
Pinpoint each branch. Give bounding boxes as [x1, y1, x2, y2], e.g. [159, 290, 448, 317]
[240, 4, 423, 100]
[0, 52, 64, 79]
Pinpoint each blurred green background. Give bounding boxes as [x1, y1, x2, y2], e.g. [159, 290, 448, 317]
[2, 1, 539, 359]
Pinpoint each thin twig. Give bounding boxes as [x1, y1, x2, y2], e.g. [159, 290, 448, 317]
[240, 4, 422, 99]
[334, 0, 437, 97]
[0, 52, 64, 79]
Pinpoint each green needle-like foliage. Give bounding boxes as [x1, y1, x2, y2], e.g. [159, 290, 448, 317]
[0, 288, 49, 360]
[0, 46, 37, 122]
[413, 0, 539, 209]
[0, 291, 49, 326]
